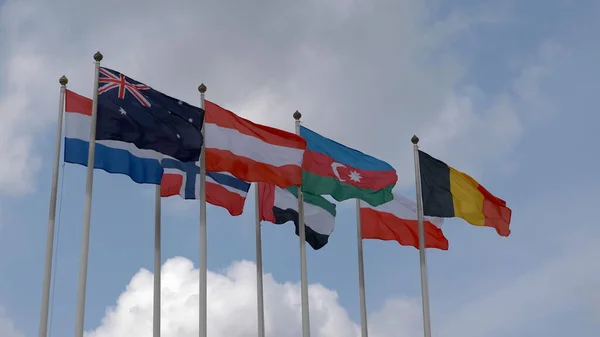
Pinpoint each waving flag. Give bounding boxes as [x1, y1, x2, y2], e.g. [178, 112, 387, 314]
[360, 193, 448, 250]
[258, 183, 336, 250]
[96, 67, 204, 163]
[299, 126, 397, 206]
[161, 159, 250, 216]
[418, 150, 512, 236]
[64, 68, 204, 184]
[204, 100, 306, 188]
[64, 90, 163, 184]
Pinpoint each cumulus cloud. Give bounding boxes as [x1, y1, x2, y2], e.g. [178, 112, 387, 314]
[0, 307, 24, 337]
[0, 0, 557, 195]
[86, 230, 600, 337]
[85, 257, 421, 337]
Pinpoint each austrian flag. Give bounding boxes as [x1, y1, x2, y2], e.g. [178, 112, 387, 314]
[204, 100, 306, 188]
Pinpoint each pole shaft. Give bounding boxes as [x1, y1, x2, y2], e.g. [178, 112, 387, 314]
[38, 82, 66, 337]
[356, 199, 369, 337]
[255, 186, 266, 337]
[74, 59, 101, 337]
[153, 185, 161, 337]
[198, 91, 208, 337]
[295, 120, 311, 337]
[413, 144, 432, 337]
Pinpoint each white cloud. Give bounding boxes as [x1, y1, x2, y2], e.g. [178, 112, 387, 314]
[84, 230, 600, 337]
[86, 226, 600, 337]
[0, 307, 24, 337]
[85, 257, 421, 337]
[0, 0, 557, 195]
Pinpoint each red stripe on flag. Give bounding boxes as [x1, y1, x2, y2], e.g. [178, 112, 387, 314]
[205, 181, 247, 216]
[65, 90, 93, 116]
[161, 173, 247, 216]
[257, 183, 276, 223]
[360, 208, 448, 250]
[482, 197, 512, 237]
[160, 174, 183, 197]
[206, 148, 302, 188]
[477, 184, 512, 236]
[205, 100, 306, 149]
[303, 150, 397, 190]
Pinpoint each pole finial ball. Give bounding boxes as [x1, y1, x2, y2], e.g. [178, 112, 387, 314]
[411, 135, 419, 144]
[93, 51, 103, 62]
[198, 84, 207, 93]
[59, 75, 68, 86]
[293, 110, 302, 120]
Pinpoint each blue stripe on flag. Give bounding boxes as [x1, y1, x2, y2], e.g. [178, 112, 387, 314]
[161, 158, 198, 198]
[299, 125, 395, 171]
[64, 138, 163, 185]
[208, 172, 251, 192]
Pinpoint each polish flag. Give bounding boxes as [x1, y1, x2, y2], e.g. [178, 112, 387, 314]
[360, 193, 449, 250]
[204, 100, 306, 188]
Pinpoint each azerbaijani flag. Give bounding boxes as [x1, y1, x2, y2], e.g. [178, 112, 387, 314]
[299, 126, 397, 206]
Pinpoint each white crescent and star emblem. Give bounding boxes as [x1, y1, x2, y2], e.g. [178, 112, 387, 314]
[331, 162, 363, 182]
[331, 162, 346, 181]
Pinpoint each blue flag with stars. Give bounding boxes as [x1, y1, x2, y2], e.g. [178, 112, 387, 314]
[96, 67, 204, 163]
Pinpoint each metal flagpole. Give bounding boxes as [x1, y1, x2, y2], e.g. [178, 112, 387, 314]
[255, 186, 266, 337]
[293, 111, 311, 337]
[411, 135, 432, 337]
[153, 185, 161, 337]
[355, 199, 369, 337]
[74, 51, 103, 337]
[38, 75, 68, 337]
[198, 84, 208, 337]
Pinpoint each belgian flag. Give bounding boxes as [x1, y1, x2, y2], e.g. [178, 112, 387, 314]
[418, 150, 512, 237]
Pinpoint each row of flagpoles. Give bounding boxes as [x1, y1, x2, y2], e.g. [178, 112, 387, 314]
[38, 51, 431, 337]
[38, 51, 510, 337]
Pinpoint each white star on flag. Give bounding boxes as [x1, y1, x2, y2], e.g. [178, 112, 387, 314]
[349, 170, 362, 182]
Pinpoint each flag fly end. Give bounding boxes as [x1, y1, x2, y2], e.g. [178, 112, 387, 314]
[293, 110, 302, 121]
[411, 135, 419, 144]
[93, 51, 103, 62]
[198, 83, 207, 93]
[59, 75, 68, 86]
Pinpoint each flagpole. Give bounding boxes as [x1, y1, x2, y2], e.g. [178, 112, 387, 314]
[74, 51, 103, 337]
[198, 84, 208, 337]
[293, 111, 311, 337]
[355, 199, 369, 337]
[38, 75, 68, 337]
[255, 185, 266, 337]
[153, 185, 161, 337]
[411, 135, 432, 337]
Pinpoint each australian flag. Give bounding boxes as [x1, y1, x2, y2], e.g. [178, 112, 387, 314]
[96, 67, 203, 162]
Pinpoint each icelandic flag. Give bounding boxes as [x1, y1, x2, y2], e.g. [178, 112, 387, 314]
[161, 159, 251, 216]
[64, 68, 203, 185]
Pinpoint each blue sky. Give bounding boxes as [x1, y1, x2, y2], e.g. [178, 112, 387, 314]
[1, 0, 599, 336]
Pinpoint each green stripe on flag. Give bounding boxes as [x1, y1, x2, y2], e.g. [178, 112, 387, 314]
[285, 185, 337, 217]
[301, 171, 393, 207]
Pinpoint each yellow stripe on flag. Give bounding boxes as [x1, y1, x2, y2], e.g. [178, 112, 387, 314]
[449, 168, 485, 227]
